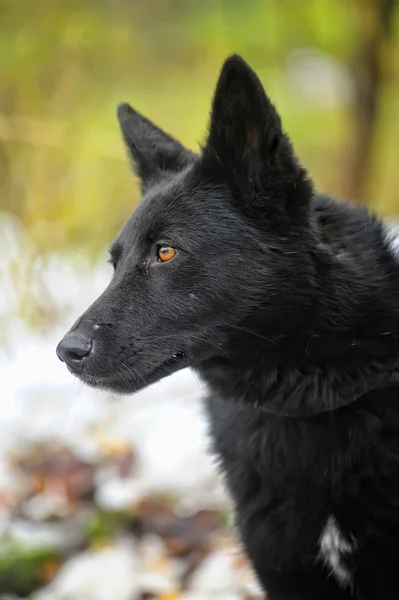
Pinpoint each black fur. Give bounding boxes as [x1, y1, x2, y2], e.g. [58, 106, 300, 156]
[57, 55, 399, 599]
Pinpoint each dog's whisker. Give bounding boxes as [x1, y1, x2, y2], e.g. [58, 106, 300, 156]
[228, 325, 279, 346]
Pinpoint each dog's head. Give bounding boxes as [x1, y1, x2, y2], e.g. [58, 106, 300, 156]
[56, 55, 314, 394]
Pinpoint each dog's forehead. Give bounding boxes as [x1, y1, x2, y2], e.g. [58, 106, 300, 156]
[119, 166, 219, 244]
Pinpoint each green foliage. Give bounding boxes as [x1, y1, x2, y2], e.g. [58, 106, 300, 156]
[0, 541, 61, 595]
[86, 508, 132, 544]
[1, 0, 399, 259]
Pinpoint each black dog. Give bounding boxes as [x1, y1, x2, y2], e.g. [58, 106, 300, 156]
[57, 55, 399, 599]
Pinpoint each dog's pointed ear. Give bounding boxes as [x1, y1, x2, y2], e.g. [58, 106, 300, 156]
[204, 55, 301, 186]
[117, 103, 195, 191]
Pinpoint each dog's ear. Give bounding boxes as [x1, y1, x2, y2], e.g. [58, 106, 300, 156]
[117, 103, 195, 191]
[204, 55, 310, 202]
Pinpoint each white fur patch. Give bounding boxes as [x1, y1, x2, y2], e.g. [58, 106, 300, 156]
[383, 222, 399, 259]
[319, 516, 355, 588]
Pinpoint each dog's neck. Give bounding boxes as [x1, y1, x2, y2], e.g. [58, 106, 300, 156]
[196, 248, 399, 417]
[196, 333, 399, 417]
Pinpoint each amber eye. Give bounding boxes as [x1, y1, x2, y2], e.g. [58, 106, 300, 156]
[157, 245, 177, 262]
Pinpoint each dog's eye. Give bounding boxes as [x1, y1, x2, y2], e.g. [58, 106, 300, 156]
[108, 242, 122, 270]
[108, 257, 117, 270]
[157, 245, 177, 262]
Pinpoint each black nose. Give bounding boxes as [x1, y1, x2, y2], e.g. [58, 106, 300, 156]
[56, 332, 92, 369]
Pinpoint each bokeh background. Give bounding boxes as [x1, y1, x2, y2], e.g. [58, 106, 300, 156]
[1, 0, 399, 598]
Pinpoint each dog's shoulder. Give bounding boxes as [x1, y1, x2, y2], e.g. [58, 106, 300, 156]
[312, 193, 383, 246]
[310, 194, 399, 285]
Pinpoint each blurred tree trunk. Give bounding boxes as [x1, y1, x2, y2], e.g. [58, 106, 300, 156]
[343, 0, 396, 204]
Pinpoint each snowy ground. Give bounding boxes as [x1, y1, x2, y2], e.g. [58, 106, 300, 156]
[0, 214, 261, 599]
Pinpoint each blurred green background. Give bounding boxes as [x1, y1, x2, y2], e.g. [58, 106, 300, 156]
[2, 0, 399, 261]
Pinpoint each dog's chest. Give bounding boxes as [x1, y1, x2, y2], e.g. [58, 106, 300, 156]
[318, 515, 356, 588]
[206, 395, 362, 488]
[206, 396, 365, 577]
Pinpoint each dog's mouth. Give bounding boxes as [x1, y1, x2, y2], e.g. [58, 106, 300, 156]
[67, 351, 188, 394]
